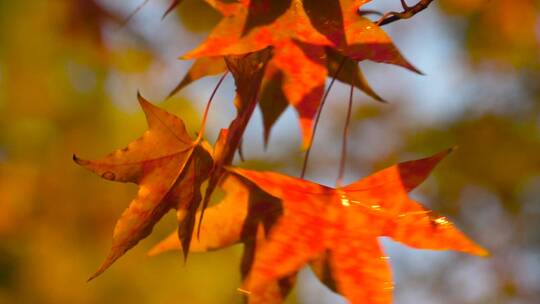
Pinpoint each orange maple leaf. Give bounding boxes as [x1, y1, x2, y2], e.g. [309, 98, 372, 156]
[149, 175, 294, 304]
[182, 0, 417, 148]
[229, 149, 488, 303]
[74, 94, 213, 279]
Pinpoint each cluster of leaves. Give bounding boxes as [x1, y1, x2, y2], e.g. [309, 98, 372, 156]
[75, 1, 488, 303]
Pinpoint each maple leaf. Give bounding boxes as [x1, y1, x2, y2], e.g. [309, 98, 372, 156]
[182, 0, 330, 148]
[229, 149, 488, 303]
[182, 0, 417, 148]
[74, 94, 213, 280]
[149, 175, 294, 304]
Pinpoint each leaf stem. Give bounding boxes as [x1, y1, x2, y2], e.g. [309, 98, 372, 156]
[300, 57, 346, 179]
[336, 84, 354, 187]
[121, 0, 150, 26]
[195, 71, 229, 144]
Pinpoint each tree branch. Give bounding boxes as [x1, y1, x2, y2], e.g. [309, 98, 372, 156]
[371, 0, 435, 26]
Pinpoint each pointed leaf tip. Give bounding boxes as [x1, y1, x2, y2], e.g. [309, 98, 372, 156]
[410, 64, 425, 76]
[136, 91, 149, 106]
[162, 0, 182, 20]
[136, 92, 162, 116]
[72, 154, 90, 167]
[434, 146, 456, 160]
[72, 154, 81, 163]
[136, 91, 156, 117]
[473, 246, 490, 257]
[87, 267, 106, 282]
[87, 268, 104, 282]
[479, 248, 491, 257]
[87, 247, 127, 282]
[374, 94, 388, 104]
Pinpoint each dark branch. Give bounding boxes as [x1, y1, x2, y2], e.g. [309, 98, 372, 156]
[376, 0, 435, 26]
[358, 10, 384, 17]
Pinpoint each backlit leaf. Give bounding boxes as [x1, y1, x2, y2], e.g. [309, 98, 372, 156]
[74, 94, 213, 279]
[182, 0, 417, 147]
[231, 149, 488, 303]
[149, 174, 292, 303]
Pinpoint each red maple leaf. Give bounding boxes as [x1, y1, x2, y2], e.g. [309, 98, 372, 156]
[182, 0, 418, 148]
[229, 149, 488, 303]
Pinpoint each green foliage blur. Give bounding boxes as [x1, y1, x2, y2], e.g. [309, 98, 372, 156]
[0, 0, 538, 303]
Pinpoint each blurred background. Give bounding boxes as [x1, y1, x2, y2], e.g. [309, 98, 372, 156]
[0, 0, 539, 303]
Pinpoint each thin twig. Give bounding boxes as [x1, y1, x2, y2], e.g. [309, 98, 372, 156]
[377, 0, 435, 26]
[336, 84, 354, 188]
[300, 58, 346, 179]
